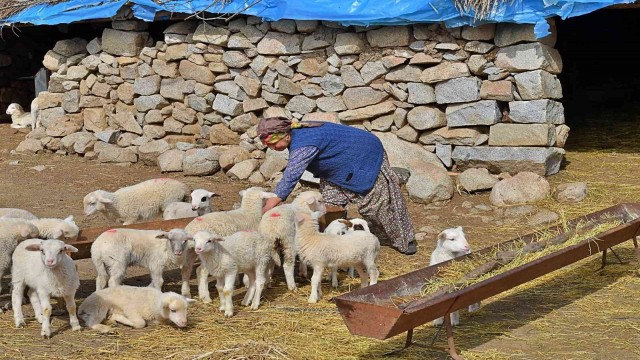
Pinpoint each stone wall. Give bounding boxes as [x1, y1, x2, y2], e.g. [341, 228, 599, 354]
[17, 16, 568, 194]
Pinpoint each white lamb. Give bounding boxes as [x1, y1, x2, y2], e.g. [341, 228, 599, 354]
[183, 187, 277, 300]
[0, 220, 40, 294]
[83, 178, 189, 225]
[0, 208, 38, 220]
[12, 239, 81, 338]
[6, 99, 38, 129]
[258, 190, 326, 291]
[295, 211, 380, 303]
[325, 218, 371, 288]
[429, 226, 481, 327]
[30, 216, 80, 242]
[91, 228, 195, 294]
[194, 230, 279, 317]
[78, 285, 194, 333]
[163, 189, 217, 220]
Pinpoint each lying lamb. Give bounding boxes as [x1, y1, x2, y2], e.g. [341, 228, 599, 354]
[12, 239, 81, 338]
[163, 189, 217, 220]
[91, 228, 194, 292]
[0, 216, 79, 242]
[0, 219, 40, 294]
[83, 178, 189, 225]
[78, 285, 194, 333]
[0, 208, 38, 220]
[296, 211, 380, 303]
[430, 226, 481, 327]
[194, 230, 279, 317]
[184, 187, 277, 301]
[258, 191, 326, 291]
[5, 100, 38, 129]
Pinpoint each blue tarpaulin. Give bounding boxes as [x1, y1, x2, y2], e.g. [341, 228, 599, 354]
[3, 0, 634, 38]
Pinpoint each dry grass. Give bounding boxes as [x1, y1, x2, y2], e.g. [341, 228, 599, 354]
[2, 118, 640, 359]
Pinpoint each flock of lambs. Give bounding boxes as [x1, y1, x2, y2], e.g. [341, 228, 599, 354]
[0, 177, 476, 338]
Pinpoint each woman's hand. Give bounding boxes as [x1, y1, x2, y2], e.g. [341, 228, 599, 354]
[262, 197, 283, 213]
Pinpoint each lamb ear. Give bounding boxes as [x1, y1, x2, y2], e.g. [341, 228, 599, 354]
[295, 214, 305, 223]
[305, 197, 316, 205]
[155, 231, 169, 239]
[437, 231, 447, 242]
[456, 226, 463, 231]
[21, 227, 34, 238]
[96, 192, 113, 204]
[25, 243, 42, 252]
[186, 298, 197, 304]
[208, 191, 217, 197]
[51, 228, 63, 239]
[64, 215, 74, 223]
[338, 219, 353, 227]
[64, 245, 79, 253]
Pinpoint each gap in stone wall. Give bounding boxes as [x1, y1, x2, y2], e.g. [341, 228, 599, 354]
[556, 9, 640, 152]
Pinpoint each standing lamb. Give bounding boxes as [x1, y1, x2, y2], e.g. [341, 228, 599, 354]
[78, 285, 194, 333]
[258, 191, 326, 291]
[0, 219, 40, 294]
[83, 178, 189, 225]
[12, 239, 81, 338]
[183, 187, 277, 300]
[0, 208, 38, 220]
[325, 218, 371, 288]
[163, 189, 217, 220]
[295, 211, 380, 303]
[5, 99, 38, 129]
[193, 230, 279, 317]
[91, 228, 195, 293]
[429, 226, 481, 327]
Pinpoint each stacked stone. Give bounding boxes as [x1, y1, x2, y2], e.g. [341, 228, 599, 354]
[18, 16, 567, 200]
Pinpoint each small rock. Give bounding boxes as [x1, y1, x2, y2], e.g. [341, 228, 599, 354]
[553, 182, 587, 203]
[503, 204, 538, 218]
[30, 165, 47, 172]
[490, 172, 550, 207]
[527, 209, 559, 227]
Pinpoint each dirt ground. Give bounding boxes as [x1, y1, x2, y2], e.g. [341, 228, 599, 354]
[1, 113, 640, 359]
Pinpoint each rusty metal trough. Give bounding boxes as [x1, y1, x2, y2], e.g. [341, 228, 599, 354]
[67, 205, 347, 260]
[334, 203, 640, 359]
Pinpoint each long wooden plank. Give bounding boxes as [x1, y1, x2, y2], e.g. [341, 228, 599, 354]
[68, 204, 347, 261]
[69, 217, 196, 260]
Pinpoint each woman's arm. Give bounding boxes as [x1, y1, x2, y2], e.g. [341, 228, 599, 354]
[263, 146, 319, 213]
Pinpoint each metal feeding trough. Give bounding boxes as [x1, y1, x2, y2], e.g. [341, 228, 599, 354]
[67, 205, 347, 260]
[334, 203, 640, 359]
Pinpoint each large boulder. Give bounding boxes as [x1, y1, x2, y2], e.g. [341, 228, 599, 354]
[374, 132, 445, 172]
[97, 143, 138, 163]
[452, 146, 565, 176]
[489, 171, 550, 206]
[159, 150, 185, 172]
[406, 161, 454, 204]
[457, 168, 499, 193]
[183, 148, 221, 176]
